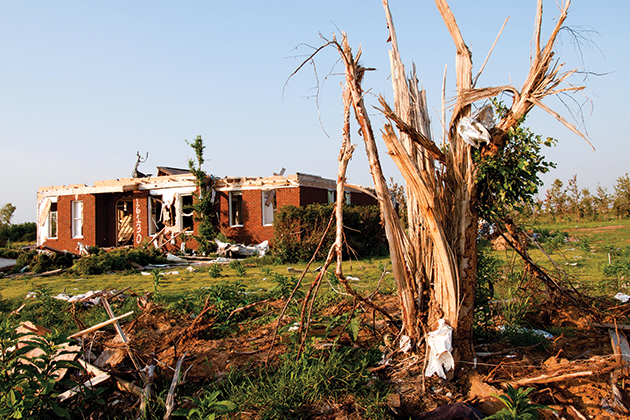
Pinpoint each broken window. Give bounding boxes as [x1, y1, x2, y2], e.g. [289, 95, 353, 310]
[180, 194, 194, 231]
[229, 191, 243, 227]
[48, 202, 58, 239]
[72, 200, 83, 238]
[262, 189, 276, 226]
[116, 198, 134, 246]
[149, 197, 164, 235]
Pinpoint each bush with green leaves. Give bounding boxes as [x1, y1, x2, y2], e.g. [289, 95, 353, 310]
[0, 319, 81, 419]
[269, 272, 302, 299]
[272, 204, 387, 263]
[476, 101, 556, 222]
[208, 264, 223, 278]
[70, 246, 166, 275]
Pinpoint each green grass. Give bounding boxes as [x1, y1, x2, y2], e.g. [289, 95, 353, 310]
[0, 256, 396, 302]
[489, 219, 630, 299]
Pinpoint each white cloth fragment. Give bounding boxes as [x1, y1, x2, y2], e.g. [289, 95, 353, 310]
[425, 319, 454, 379]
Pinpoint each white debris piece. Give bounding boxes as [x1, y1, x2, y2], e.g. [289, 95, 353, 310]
[615, 292, 630, 303]
[425, 319, 455, 379]
[215, 239, 269, 258]
[399, 335, 412, 353]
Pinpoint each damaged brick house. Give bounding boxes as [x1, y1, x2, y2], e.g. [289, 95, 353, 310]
[37, 167, 377, 254]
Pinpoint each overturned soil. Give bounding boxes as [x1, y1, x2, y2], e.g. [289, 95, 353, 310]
[71, 292, 630, 419]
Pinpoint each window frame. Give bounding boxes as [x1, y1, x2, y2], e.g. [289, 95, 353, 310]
[71, 200, 83, 239]
[48, 202, 58, 239]
[229, 191, 243, 227]
[179, 194, 195, 233]
[262, 189, 276, 226]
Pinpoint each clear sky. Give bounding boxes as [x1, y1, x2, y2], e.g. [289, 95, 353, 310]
[1, 1, 627, 224]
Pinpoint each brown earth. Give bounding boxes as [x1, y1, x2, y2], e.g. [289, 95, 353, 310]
[69, 292, 630, 419]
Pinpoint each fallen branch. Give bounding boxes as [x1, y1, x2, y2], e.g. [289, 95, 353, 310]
[227, 298, 275, 320]
[163, 352, 187, 420]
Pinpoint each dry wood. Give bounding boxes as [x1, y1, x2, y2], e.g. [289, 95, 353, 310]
[77, 359, 144, 398]
[609, 328, 630, 364]
[58, 372, 111, 402]
[163, 351, 187, 420]
[101, 297, 145, 380]
[68, 311, 135, 338]
[510, 370, 596, 387]
[592, 322, 630, 331]
[227, 298, 275, 320]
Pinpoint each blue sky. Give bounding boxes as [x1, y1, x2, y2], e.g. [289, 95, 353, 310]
[1, 1, 627, 224]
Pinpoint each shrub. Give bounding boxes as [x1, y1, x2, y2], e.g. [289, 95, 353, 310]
[272, 204, 387, 263]
[70, 247, 166, 275]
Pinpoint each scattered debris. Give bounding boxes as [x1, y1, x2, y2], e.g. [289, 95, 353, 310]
[215, 239, 268, 258]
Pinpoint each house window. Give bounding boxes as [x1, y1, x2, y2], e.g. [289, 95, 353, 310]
[262, 190, 276, 226]
[345, 192, 351, 205]
[116, 198, 134, 245]
[149, 197, 164, 235]
[48, 202, 58, 239]
[180, 194, 194, 231]
[72, 200, 83, 238]
[229, 191, 243, 227]
[327, 190, 336, 204]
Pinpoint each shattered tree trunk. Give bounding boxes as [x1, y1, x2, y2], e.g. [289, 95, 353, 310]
[333, 0, 589, 363]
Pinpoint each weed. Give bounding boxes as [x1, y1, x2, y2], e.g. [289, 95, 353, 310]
[215, 346, 390, 419]
[269, 273, 303, 299]
[152, 268, 164, 297]
[501, 289, 530, 327]
[486, 383, 551, 420]
[474, 250, 499, 338]
[0, 319, 82, 419]
[208, 264, 223, 278]
[230, 260, 247, 277]
[173, 390, 237, 419]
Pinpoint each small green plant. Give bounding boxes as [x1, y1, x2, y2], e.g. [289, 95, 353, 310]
[269, 273, 302, 299]
[173, 390, 237, 419]
[152, 268, 164, 296]
[208, 264, 223, 278]
[501, 289, 530, 327]
[0, 319, 81, 419]
[230, 260, 247, 277]
[260, 266, 272, 277]
[486, 384, 550, 420]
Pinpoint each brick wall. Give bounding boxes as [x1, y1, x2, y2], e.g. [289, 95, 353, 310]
[349, 191, 378, 206]
[43, 193, 96, 254]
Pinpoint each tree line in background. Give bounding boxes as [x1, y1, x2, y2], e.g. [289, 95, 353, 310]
[0, 203, 36, 245]
[519, 173, 630, 223]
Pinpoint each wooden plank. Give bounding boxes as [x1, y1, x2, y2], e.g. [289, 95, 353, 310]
[77, 359, 144, 398]
[68, 311, 134, 338]
[58, 372, 111, 402]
